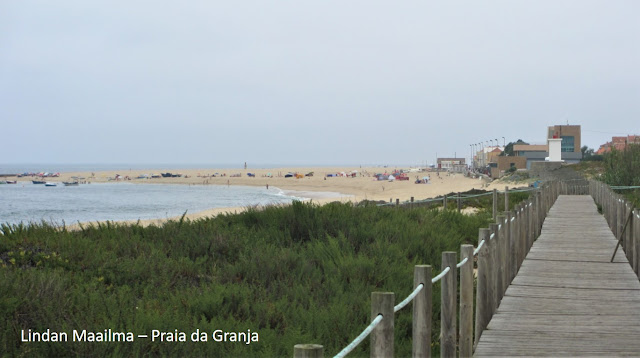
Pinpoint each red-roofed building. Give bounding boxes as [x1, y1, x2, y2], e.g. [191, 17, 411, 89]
[597, 135, 640, 154]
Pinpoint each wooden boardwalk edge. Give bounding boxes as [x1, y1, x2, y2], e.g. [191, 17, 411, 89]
[474, 195, 640, 357]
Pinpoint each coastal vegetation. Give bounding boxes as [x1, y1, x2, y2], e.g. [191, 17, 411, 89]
[601, 144, 640, 207]
[1, 191, 529, 357]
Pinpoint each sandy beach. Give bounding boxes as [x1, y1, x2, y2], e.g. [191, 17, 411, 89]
[8, 166, 496, 224]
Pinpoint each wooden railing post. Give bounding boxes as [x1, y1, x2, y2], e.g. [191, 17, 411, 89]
[511, 206, 520, 278]
[533, 191, 540, 239]
[460, 245, 474, 358]
[634, 209, 640, 278]
[413, 265, 432, 358]
[410, 197, 414, 210]
[441, 252, 457, 358]
[371, 292, 394, 358]
[505, 211, 514, 285]
[489, 223, 502, 305]
[475, 229, 490, 347]
[527, 199, 534, 252]
[443, 195, 447, 211]
[294, 344, 324, 358]
[616, 195, 621, 238]
[457, 192, 462, 212]
[504, 186, 509, 212]
[492, 189, 497, 220]
[498, 215, 508, 297]
[520, 202, 527, 267]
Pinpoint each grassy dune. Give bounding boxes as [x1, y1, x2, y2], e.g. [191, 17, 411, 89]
[1, 192, 529, 357]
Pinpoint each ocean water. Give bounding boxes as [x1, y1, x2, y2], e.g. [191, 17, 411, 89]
[0, 182, 317, 226]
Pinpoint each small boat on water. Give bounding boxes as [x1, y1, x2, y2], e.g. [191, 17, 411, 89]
[32, 180, 46, 184]
[45, 182, 57, 187]
[6, 180, 17, 184]
[63, 181, 79, 186]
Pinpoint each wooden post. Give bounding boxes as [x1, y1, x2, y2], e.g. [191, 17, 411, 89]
[396, 198, 400, 207]
[489, 223, 502, 305]
[492, 189, 497, 220]
[527, 200, 534, 252]
[509, 209, 518, 281]
[519, 203, 526, 267]
[443, 196, 447, 211]
[504, 212, 513, 286]
[457, 192, 462, 212]
[371, 292, 394, 358]
[497, 215, 508, 297]
[634, 209, 640, 277]
[410, 197, 414, 210]
[441, 252, 457, 358]
[460, 245, 474, 358]
[413, 265, 432, 358]
[533, 192, 540, 239]
[616, 196, 621, 238]
[625, 203, 631, 263]
[504, 186, 509, 212]
[475, 228, 490, 347]
[294, 344, 324, 358]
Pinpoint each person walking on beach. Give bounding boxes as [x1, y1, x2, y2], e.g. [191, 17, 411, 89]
[266, 184, 269, 190]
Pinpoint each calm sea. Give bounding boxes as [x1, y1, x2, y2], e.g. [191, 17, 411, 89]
[0, 182, 325, 226]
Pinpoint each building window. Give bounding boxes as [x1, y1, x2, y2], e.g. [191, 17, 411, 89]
[561, 136, 574, 152]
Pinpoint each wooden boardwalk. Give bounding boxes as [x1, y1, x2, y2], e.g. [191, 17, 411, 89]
[474, 195, 640, 356]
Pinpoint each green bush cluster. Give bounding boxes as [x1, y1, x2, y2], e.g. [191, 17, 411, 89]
[602, 144, 640, 207]
[1, 196, 526, 357]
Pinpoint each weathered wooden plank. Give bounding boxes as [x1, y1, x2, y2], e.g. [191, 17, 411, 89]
[509, 276, 639, 289]
[486, 313, 640, 328]
[496, 296, 640, 314]
[504, 285, 640, 301]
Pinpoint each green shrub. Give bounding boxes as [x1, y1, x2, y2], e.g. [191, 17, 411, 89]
[1, 194, 530, 357]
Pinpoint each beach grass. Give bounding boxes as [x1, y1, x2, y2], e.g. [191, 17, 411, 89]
[1, 193, 529, 357]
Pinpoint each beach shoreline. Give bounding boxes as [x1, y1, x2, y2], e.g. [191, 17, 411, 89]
[6, 165, 497, 226]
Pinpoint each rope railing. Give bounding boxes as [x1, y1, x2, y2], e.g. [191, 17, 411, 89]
[432, 266, 451, 283]
[473, 239, 486, 255]
[394, 284, 424, 313]
[295, 180, 568, 358]
[333, 315, 384, 358]
[376, 185, 538, 211]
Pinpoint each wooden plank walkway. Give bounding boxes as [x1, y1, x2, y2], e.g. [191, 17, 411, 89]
[474, 195, 640, 356]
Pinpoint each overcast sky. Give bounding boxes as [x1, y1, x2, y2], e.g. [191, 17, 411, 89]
[2, 1, 638, 167]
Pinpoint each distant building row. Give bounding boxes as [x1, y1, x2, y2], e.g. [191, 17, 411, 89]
[596, 135, 640, 154]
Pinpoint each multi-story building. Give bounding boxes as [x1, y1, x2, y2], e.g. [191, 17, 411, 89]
[514, 125, 583, 169]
